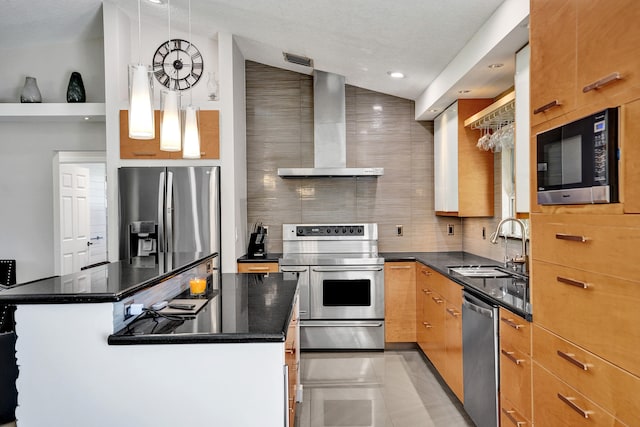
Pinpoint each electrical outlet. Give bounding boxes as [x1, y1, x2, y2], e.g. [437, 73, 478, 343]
[396, 225, 403, 236]
[123, 302, 133, 319]
[447, 224, 455, 235]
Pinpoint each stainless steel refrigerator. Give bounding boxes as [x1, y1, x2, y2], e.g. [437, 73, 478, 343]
[118, 167, 220, 263]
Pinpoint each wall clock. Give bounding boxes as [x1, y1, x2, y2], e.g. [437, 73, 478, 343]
[152, 38, 204, 90]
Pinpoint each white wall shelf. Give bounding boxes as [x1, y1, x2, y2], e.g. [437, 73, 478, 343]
[0, 102, 106, 122]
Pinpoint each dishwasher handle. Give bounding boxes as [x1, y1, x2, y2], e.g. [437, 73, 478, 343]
[463, 296, 495, 319]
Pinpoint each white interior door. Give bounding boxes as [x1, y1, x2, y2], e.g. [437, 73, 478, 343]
[60, 165, 91, 274]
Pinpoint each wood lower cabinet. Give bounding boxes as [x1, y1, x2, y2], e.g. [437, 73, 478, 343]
[237, 262, 279, 273]
[533, 325, 640, 427]
[384, 262, 416, 342]
[532, 363, 619, 427]
[415, 263, 463, 402]
[120, 109, 219, 159]
[285, 298, 299, 427]
[499, 307, 532, 426]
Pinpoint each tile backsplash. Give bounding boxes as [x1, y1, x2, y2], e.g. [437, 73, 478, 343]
[245, 61, 461, 253]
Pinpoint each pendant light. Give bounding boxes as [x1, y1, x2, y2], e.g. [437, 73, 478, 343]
[128, 0, 154, 139]
[182, 0, 201, 159]
[160, 0, 182, 152]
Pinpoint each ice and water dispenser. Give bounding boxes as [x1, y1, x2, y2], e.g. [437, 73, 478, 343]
[129, 221, 157, 257]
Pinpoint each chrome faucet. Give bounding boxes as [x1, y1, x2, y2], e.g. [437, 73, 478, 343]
[490, 217, 528, 274]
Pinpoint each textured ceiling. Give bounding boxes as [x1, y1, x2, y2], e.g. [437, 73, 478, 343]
[0, 0, 526, 107]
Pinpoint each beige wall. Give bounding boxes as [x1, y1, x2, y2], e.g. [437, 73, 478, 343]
[245, 61, 461, 254]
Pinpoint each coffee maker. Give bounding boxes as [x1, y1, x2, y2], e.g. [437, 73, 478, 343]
[247, 223, 266, 258]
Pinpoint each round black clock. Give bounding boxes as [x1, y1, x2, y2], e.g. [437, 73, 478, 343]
[152, 39, 204, 90]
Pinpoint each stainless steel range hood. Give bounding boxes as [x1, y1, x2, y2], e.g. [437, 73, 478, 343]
[277, 70, 384, 178]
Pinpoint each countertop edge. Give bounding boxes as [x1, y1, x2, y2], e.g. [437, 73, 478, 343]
[0, 253, 219, 304]
[382, 252, 533, 321]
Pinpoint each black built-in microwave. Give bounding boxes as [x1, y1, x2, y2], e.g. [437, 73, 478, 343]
[536, 108, 619, 205]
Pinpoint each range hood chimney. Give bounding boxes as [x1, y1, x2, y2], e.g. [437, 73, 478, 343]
[277, 70, 384, 178]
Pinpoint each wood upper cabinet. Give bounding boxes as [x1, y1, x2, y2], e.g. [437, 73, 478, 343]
[529, 0, 577, 126]
[576, 0, 640, 110]
[120, 110, 219, 159]
[530, 0, 640, 127]
[384, 262, 416, 343]
[434, 99, 494, 217]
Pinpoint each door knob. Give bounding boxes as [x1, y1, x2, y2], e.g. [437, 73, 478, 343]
[87, 242, 93, 246]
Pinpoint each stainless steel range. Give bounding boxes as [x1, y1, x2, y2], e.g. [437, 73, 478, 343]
[279, 224, 384, 350]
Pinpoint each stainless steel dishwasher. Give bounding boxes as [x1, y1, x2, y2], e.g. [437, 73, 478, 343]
[462, 291, 499, 427]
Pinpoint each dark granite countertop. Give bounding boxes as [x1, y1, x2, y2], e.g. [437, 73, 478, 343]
[0, 252, 218, 304]
[382, 252, 531, 320]
[108, 272, 298, 345]
[237, 253, 282, 263]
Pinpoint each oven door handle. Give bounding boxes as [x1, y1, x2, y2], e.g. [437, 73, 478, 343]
[300, 321, 384, 327]
[280, 267, 309, 273]
[311, 267, 383, 272]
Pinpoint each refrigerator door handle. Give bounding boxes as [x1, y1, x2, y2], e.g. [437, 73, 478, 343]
[166, 171, 174, 252]
[158, 171, 166, 252]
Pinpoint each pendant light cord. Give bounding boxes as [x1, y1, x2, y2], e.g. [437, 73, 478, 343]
[167, 0, 174, 90]
[188, 0, 193, 105]
[137, 0, 142, 64]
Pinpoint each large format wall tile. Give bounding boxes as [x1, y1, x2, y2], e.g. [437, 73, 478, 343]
[245, 61, 460, 254]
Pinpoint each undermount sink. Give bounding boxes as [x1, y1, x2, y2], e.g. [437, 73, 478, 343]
[448, 266, 511, 278]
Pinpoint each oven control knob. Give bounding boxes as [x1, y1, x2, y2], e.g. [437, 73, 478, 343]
[349, 227, 354, 233]
[326, 228, 331, 234]
[334, 227, 339, 233]
[342, 227, 347, 234]
[357, 227, 363, 234]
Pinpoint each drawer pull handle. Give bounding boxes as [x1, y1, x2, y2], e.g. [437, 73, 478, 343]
[557, 350, 589, 371]
[501, 349, 524, 365]
[557, 393, 592, 418]
[132, 152, 158, 157]
[557, 276, 589, 289]
[583, 72, 622, 93]
[389, 265, 412, 270]
[446, 308, 460, 317]
[422, 289, 432, 294]
[500, 317, 524, 330]
[285, 347, 296, 354]
[501, 408, 527, 426]
[247, 266, 271, 271]
[432, 297, 444, 304]
[555, 233, 588, 243]
[533, 99, 561, 115]
[423, 322, 432, 328]
[421, 269, 432, 276]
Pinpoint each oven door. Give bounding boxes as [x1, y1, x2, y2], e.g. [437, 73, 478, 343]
[309, 266, 384, 319]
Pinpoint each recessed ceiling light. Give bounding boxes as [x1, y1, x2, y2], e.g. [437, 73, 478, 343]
[147, 0, 163, 4]
[428, 109, 440, 113]
[373, 105, 383, 112]
[458, 89, 471, 94]
[488, 63, 504, 69]
[387, 71, 405, 79]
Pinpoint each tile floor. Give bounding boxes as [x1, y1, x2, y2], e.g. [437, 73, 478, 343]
[297, 350, 474, 427]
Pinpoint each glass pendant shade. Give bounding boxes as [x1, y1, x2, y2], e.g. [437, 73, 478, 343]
[182, 105, 201, 159]
[160, 90, 182, 152]
[128, 64, 155, 139]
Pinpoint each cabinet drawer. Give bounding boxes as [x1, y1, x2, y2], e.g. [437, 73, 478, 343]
[531, 213, 640, 278]
[237, 262, 279, 273]
[499, 307, 531, 356]
[533, 325, 640, 427]
[532, 260, 640, 376]
[500, 346, 532, 421]
[501, 399, 531, 427]
[533, 363, 620, 427]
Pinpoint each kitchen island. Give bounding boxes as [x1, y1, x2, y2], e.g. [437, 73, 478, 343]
[0, 252, 300, 427]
